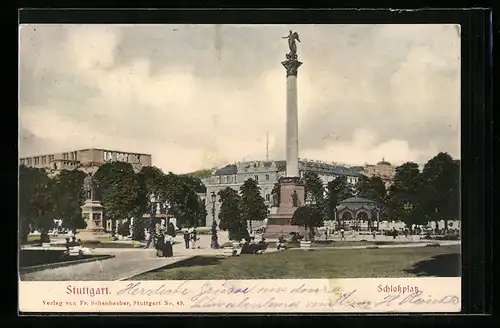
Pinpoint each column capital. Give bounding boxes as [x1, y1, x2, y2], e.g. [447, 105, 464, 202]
[282, 56, 303, 77]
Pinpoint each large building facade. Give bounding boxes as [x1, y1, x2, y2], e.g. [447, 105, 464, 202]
[19, 148, 152, 176]
[202, 159, 363, 228]
[362, 159, 397, 188]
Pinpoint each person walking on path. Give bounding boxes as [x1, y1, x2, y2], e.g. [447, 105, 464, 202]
[163, 234, 173, 257]
[155, 230, 165, 257]
[340, 229, 346, 241]
[183, 230, 190, 249]
[191, 228, 198, 249]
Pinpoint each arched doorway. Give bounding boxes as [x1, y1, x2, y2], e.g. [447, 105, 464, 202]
[336, 197, 380, 231]
[340, 211, 353, 228]
[356, 211, 369, 230]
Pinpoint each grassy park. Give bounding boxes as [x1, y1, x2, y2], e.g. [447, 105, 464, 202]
[130, 244, 460, 280]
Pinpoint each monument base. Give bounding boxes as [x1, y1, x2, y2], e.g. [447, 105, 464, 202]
[76, 229, 112, 242]
[264, 176, 305, 239]
[79, 199, 108, 241]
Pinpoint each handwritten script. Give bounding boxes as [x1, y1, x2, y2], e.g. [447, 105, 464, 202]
[115, 281, 460, 311]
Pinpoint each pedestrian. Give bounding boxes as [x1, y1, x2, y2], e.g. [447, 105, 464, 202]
[340, 229, 345, 241]
[163, 234, 173, 257]
[183, 230, 190, 249]
[191, 228, 197, 249]
[277, 236, 285, 250]
[156, 230, 165, 257]
[372, 230, 376, 240]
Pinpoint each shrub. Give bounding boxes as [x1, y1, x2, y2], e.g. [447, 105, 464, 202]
[284, 241, 300, 248]
[426, 243, 441, 247]
[117, 221, 130, 236]
[132, 218, 146, 241]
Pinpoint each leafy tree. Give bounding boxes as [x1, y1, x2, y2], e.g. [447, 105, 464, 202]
[131, 217, 146, 241]
[136, 166, 167, 234]
[160, 173, 202, 228]
[179, 174, 207, 193]
[303, 171, 325, 206]
[51, 169, 88, 234]
[19, 165, 51, 243]
[94, 162, 144, 231]
[239, 178, 267, 231]
[325, 176, 354, 221]
[356, 176, 386, 204]
[291, 205, 323, 241]
[420, 153, 460, 230]
[117, 220, 130, 236]
[218, 187, 248, 241]
[30, 179, 57, 242]
[385, 162, 423, 225]
[137, 166, 166, 195]
[195, 196, 208, 227]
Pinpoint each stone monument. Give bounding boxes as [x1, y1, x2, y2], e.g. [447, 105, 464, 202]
[265, 31, 306, 232]
[77, 174, 109, 241]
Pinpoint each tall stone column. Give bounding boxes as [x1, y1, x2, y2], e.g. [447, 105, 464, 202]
[282, 54, 302, 177]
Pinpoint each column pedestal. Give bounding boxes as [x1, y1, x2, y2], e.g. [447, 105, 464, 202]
[265, 177, 306, 239]
[77, 200, 110, 241]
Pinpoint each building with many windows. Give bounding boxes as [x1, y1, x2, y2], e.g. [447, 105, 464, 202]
[362, 159, 397, 188]
[202, 159, 363, 228]
[19, 148, 152, 177]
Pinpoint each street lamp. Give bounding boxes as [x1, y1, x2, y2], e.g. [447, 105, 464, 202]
[210, 191, 219, 249]
[144, 192, 158, 249]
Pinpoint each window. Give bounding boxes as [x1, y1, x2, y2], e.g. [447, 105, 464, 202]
[254, 175, 259, 181]
[34, 157, 39, 165]
[265, 194, 270, 201]
[265, 174, 270, 181]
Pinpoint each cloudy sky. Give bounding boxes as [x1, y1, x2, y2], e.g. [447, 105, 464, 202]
[19, 24, 460, 174]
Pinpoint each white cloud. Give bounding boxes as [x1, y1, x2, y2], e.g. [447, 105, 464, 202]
[19, 24, 461, 173]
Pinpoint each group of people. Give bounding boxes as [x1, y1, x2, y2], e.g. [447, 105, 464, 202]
[183, 228, 199, 249]
[241, 237, 267, 254]
[154, 230, 174, 257]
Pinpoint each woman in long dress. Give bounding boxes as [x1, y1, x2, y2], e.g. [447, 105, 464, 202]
[155, 230, 165, 257]
[163, 234, 173, 257]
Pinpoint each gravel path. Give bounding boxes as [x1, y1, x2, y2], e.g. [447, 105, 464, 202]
[19, 249, 190, 281]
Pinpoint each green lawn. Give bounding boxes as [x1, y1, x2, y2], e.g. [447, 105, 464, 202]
[131, 245, 460, 280]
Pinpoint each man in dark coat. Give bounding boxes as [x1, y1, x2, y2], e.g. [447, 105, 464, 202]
[183, 231, 190, 249]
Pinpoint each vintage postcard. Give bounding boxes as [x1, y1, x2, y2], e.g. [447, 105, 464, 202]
[18, 23, 461, 313]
